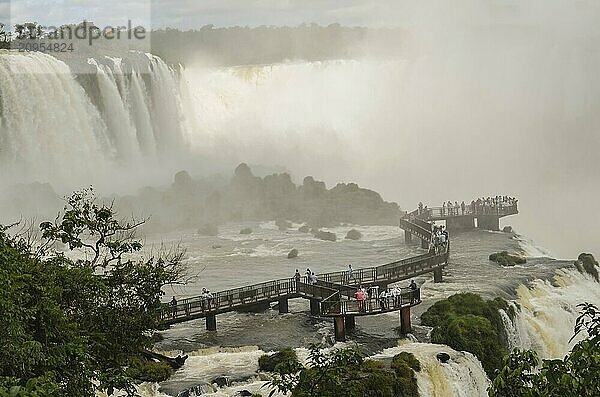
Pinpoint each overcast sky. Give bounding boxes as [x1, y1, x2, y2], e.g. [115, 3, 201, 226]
[1, 0, 411, 30]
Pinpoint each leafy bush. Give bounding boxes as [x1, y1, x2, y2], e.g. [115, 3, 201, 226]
[258, 348, 299, 372]
[126, 359, 173, 382]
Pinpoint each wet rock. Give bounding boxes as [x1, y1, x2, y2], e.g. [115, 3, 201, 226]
[287, 248, 298, 259]
[575, 253, 599, 281]
[211, 376, 230, 388]
[436, 352, 451, 363]
[240, 227, 253, 235]
[212, 244, 222, 249]
[502, 226, 513, 233]
[176, 383, 215, 397]
[198, 223, 218, 236]
[489, 251, 526, 266]
[313, 230, 337, 242]
[298, 225, 310, 233]
[345, 229, 362, 240]
[233, 391, 253, 397]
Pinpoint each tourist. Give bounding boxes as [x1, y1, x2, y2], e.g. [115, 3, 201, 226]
[206, 290, 215, 309]
[170, 296, 178, 317]
[409, 280, 418, 303]
[355, 287, 365, 312]
[294, 269, 301, 282]
[379, 289, 387, 310]
[306, 268, 311, 282]
[347, 264, 354, 282]
[309, 272, 318, 285]
[461, 201, 466, 215]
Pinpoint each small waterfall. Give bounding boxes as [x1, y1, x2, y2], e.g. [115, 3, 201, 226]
[371, 342, 490, 397]
[510, 266, 600, 359]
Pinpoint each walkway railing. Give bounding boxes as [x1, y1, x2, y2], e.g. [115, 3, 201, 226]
[417, 204, 518, 220]
[321, 287, 421, 316]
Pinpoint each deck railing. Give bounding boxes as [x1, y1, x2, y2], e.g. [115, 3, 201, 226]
[321, 287, 421, 316]
[416, 204, 518, 219]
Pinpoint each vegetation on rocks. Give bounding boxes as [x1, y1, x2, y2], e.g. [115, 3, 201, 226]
[265, 345, 420, 397]
[421, 293, 510, 376]
[287, 248, 298, 259]
[489, 251, 526, 267]
[0, 189, 184, 396]
[313, 230, 337, 242]
[258, 348, 299, 372]
[489, 303, 600, 397]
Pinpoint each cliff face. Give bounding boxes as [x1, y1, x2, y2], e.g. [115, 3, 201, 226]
[117, 163, 402, 231]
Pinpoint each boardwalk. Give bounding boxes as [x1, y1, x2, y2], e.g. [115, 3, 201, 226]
[160, 203, 461, 341]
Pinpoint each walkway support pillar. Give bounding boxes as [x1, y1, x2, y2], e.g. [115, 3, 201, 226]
[404, 231, 412, 244]
[400, 306, 411, 334]
[345, 315, 356, 331]
[334, 316, 346, 342]
[278, 298, 289, 314]
[433, 267, 443, 283]
[310, 298, 320, 316]
[477, 216, 500, 231]
[206, 314, 217, 331]
[421, 239, 429, 249]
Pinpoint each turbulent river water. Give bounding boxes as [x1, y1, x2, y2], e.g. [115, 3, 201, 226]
[1, 51, 598, 397]
[113, 222, 593, 397]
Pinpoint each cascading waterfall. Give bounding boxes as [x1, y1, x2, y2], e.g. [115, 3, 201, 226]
[371, 342, 490, 397]
[0, 51, 189, 193]
[504, 266, 600, 359]
[0, 51, 112, 186]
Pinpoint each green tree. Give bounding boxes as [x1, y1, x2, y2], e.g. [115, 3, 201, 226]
[0, 188, 185, 396]
[489, 303, 600, 396]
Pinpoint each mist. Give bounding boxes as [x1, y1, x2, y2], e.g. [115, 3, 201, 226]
[1, 0, 599, 259]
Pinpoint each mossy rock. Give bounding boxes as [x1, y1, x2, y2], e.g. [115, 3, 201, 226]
[240, 227, 253, 235]
[258, 348, 299, 372]
[345, 229, 363, 240]
[391, 352, 421, 373]
[489, 251, 526, 267]
[287, 248, 298, 259]
[313, 230, 337, 242]
[298, 225, 310, 233]
[575, 253, 599, 281]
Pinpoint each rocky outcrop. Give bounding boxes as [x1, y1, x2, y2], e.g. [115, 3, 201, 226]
[239, 227, 253, 235]
[489, 251, 526, 267]
[287, 248, 298, 258]
[575, 253, 599, 281]
[313, 230, 337, 242]
[345, 229, 362, 240]
[502, 226, 513, 233]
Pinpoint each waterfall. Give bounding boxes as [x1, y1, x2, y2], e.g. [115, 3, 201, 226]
[0, 51, 111, 187]
[0, 51, 190, 193]
[507, 266, 600, 359]
[371, 342, 490, 397]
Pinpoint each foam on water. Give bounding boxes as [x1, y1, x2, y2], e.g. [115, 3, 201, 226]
[507, 266, 600, 359]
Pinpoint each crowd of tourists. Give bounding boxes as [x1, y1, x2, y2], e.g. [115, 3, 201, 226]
[417, 196, 517, 217]
[430, 225, 449, 254]
[353, 280, 419, 313]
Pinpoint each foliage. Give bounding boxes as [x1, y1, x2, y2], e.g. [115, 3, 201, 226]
[574, 253, 599, 282]
[489, 303, 600, 397]
[0, 188, 185, 396]
[264, 345, 420, 397]
[126, 359, 173, 383]
[258, 348, 300, 372]
[489, 251, 526, 267]
[421, 293, 509, 376]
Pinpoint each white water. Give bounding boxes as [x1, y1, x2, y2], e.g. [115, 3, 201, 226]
[0, 51, 190, 194]
[371, 342, 490, 397]
[504, 266, 600, 359]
